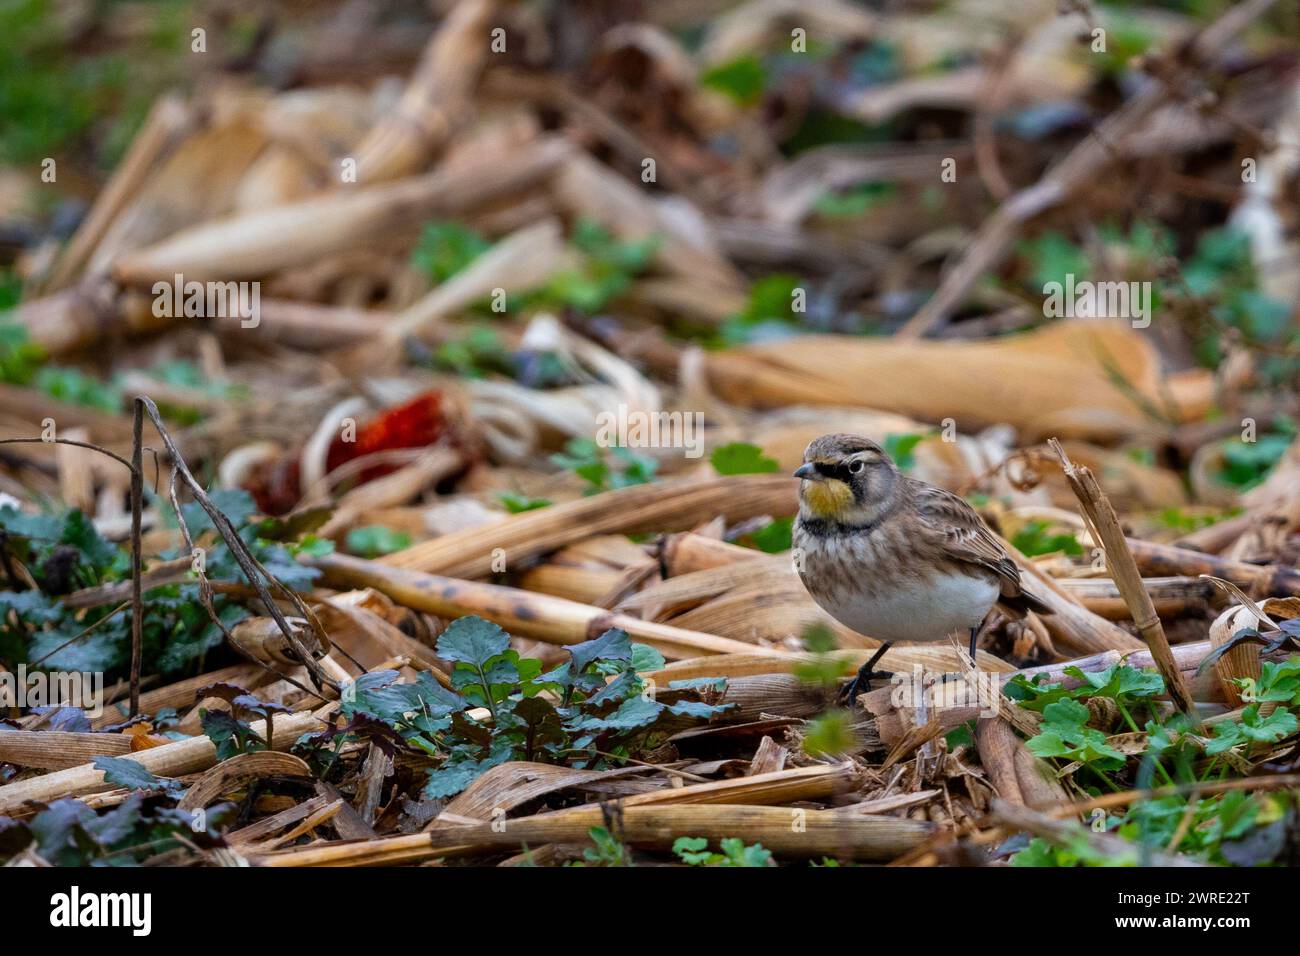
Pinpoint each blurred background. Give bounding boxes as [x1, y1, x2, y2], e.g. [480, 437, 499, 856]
[0, 0, 1298, 663]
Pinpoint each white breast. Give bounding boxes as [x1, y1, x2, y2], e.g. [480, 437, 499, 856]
[818, 571, 999, 644]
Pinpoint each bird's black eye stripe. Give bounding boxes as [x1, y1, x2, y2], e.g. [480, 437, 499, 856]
[814, 462, 856, 481]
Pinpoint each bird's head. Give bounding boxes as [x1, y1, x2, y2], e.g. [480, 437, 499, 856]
[794, 433, 899, 525]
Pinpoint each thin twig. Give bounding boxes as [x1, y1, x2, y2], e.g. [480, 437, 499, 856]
[1049, 439, 1196, 717]
[130, 400, 144, 717]
[0, 437, 134, 474]
[134, 397, 339, 693]
[28, 601, 132, 668]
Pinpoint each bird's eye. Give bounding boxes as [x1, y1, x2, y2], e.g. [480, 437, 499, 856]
[848, 459, 864, 474]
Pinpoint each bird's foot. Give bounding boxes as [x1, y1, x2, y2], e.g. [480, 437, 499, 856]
[836, 665, 894, 708]
[837, 642, 893, 708]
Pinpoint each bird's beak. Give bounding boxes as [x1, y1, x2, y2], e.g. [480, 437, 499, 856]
[793, 463, 820, 480]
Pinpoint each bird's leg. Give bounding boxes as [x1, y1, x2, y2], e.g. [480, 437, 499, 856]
[968, 625, 979, 664]
[838, 641, 893, 707]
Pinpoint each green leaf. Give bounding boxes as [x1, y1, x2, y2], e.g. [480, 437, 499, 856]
[1027, 698, 1126, 769]
[1061, 664, 1164, 703]
[19, 793, 235, 866]
[792, 657, 846, 687]
[579, 825, 631, 866]
[719, 837, 773, 867]
[91, 755, 179, 795]
[1038, 697, 1091, 732]
[748, 274, 800, 321]
[882, 433, 926, 472]
[630, 643, 665, 674]
[1010, 837, 1076, 867]
[609, 446, 657, 488]
[1216, 432, 1291, 489]
[1206, 720, 1246, 755]
[802, 710, 856, 757]
[0, 320, 45, 385]
[199, 708, 263, 761]
[673, 836, 713, 865]
[710, 442, 779, 475]
[437, 616, 511, 669]
[1225, 290, 1291, 342]
[153, 600, 244, 673]
[513, 695, 566, 756]
[667, 677, 727, 692]
[34, 366, 121, 412]
[571, 219, 658, 273]
[946, 722, 975, 750]
[422, 750, 510, 799]
[746, 516, 792, 553]
[527, 222, 658, 315]
[432, 326, 514, 378]
[1256, 659, 1300, 704]
[1240, 704, 1296, 743]
[63, 509, 115, 564]
[700, 55, 768, 105]
[27, 614, 126, 672]
[1012, 520, 1083, 558]
[178, 488, 256, 537]
[585, 675, 643, 711]
[345, 525, 412, 558]
[570, 695, 662, 732]
[813, 181, 896, 219]
[412, 222, 491, 283]
[803, 622, 837, 654]
[552, 438, 656, 493]
[293, 534, 335, 558]
[665, 699, 730, 719]
[1019, 231, 1089, 290]
[570, 627, 633, 675]
[499, 492, 551, 514]
[671, 835, 770, 866]
[342, 669, 466, 723]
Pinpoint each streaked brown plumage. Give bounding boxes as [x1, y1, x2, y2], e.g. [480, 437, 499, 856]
[791, 433, 1050, 699]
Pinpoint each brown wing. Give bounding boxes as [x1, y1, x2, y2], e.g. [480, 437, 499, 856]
[906, 477, 1051, 615]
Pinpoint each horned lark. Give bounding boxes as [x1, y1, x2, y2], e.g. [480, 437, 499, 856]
[792, 433, 1052, 703]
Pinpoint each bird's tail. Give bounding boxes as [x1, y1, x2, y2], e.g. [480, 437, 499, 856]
[1000, 587, 1054, 618]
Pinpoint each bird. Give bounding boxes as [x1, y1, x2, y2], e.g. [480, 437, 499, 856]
[791, 433, 1053, 705]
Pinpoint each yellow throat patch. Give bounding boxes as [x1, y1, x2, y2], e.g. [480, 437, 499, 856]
[802, 479, 854, 519]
